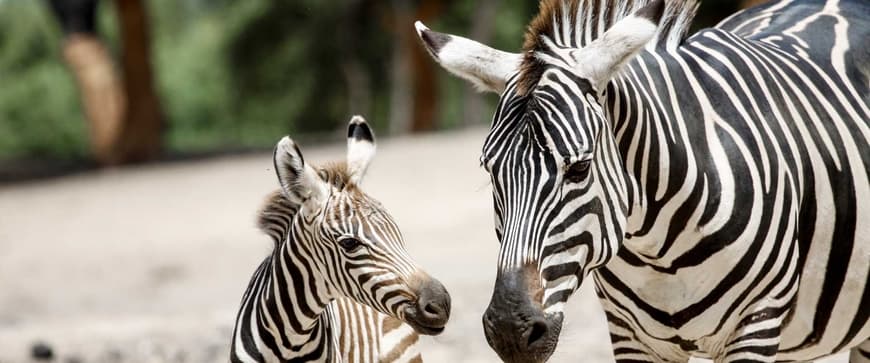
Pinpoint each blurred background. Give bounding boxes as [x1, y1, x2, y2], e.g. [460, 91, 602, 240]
[6, 1, 846, 363]
[0, 0, 763, 175]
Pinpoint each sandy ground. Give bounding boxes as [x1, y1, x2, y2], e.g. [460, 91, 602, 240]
[0, 127, 847, 363]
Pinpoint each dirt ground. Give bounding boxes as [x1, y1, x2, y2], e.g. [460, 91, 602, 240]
[0, 127, 847, 363]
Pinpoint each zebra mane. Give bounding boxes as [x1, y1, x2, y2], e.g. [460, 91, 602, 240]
[257, 163, 361, 245]
[317, 162, 357, 191]
[257, 190, 299, 245]
[516, 0, 699, 95]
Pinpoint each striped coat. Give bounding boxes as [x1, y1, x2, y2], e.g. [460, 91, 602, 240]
[416, 0, 868, 361]
[231, 117, 449, 362]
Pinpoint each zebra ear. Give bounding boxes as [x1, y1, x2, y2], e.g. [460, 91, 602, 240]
[415, 21, 522, 93]
[346, 115, 376, 185]
[572, 0, 665, 91]
[274, 136, 328, 205]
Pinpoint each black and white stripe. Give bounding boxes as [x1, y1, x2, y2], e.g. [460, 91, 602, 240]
[230, 117, 447, 363]
[418, 0, 869, 361]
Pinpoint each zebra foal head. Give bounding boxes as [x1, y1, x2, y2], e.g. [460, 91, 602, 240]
[417, 0, 666, 361]
[270, 116, 450, 335]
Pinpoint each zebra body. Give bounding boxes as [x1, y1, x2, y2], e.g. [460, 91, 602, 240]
[417, 0, 869, 361]
[230, 117, 449, 363]
[599, 2, 869, 360]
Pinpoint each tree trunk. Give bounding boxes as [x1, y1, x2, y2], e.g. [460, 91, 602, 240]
[740, 0, 768, 9]
[409, 1, 442, 132]
[114, 0, 163, 164]
[61, 34, 126, 162]
[388, 0, 414, 135]
[461, 0, 501, 126]
[49, 0, 125, 164]
[49, 0, 163, 165]
[387, 1, 443, 134]
[339, 1, 372, 121]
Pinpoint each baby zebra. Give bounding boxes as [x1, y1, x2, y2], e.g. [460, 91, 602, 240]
[230, 116, 450, 363]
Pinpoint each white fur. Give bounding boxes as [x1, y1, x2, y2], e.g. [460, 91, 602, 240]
[572, 15, 659, 91]
[275, 136, 328, 205]
[346, 115, 376, 184]
[415, 21, 522, 93]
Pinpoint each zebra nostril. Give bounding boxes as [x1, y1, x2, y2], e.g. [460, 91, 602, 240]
[421, 300, 447, 321]
[423, 302, 441, 316]
[526, 319, 549, 348]
[414, 278, 451, 323]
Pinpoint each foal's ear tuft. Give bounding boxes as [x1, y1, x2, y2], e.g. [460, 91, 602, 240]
[274, 136, 327, 205]
[346, 116, 376, 184]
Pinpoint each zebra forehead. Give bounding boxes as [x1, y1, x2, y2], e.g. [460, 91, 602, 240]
[328, 192, 395, 226]
[482, 92, 595, 166]
[317, 162, 356, 190]
[308, 162, 396, 226]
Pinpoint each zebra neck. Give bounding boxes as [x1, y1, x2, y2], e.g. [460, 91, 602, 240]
[254, 241, 337, 361]
[603, 51, 696, 259]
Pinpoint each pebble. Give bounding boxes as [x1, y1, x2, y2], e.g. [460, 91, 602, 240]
[31, 342, 54, 360]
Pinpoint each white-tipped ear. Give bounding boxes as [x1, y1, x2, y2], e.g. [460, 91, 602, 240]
[274, 136, 327, 205]
[572, 0, 665, 91]
[415, 21, 521, 93]
[346, 115, 376, 184]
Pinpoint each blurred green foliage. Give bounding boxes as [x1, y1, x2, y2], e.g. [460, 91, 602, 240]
[0, 1, 87, 160]
[0, 0, 743, 163]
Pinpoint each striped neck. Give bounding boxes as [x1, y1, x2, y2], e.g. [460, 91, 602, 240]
[604, 64, 649, 221]
[603, 50, 699, 263]
[253, 231, 337, 362]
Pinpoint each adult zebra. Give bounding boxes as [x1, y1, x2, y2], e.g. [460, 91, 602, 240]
[230, 116, 450, 363]
[416, 0, 869, 361]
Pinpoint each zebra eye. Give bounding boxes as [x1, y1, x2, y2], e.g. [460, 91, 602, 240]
[337, 237, 364, 252]
[564, 160, 591, 183]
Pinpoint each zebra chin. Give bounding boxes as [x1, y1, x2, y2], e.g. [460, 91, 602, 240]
[483, 266, 565, 363]
[400, 275, 451, 336]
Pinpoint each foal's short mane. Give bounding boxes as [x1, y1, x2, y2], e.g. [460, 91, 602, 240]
[317, 162, 358, 192]
[258, 191, 298, 244]
[516, 0, 699, 95]
[257, 162, 359, 244]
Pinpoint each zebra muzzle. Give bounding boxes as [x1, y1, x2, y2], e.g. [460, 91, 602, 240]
[402, 276, 451, 335]
[483, 267, 563, 363]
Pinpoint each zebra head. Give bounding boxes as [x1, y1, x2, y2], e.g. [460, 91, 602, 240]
[272, 116, 450, 335]
[417, 1, 664, 361]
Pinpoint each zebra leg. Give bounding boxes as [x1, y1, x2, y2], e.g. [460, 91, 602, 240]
[850, 340, 870, 363]
[719, 306, 787, 363]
